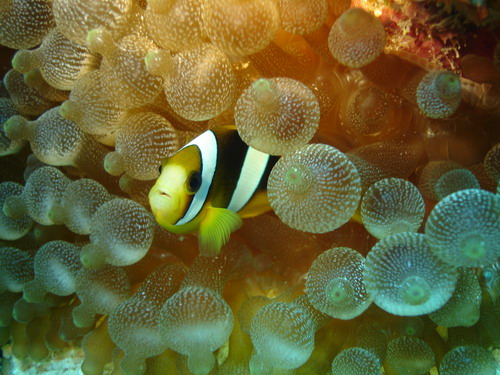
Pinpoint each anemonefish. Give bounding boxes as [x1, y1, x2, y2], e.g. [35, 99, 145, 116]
[149, 126, 279, 257]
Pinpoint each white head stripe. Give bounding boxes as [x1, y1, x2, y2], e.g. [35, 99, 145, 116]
[227, 146, 270, 213]
[176, 130, 217, 225]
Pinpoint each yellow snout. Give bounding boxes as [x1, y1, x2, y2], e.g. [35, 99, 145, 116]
[148, 164, 190, 227]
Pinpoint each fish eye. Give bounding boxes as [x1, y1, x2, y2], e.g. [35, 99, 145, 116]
[187, 171, 202, 193]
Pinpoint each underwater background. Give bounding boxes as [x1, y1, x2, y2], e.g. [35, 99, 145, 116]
[0, 0, 499, 374]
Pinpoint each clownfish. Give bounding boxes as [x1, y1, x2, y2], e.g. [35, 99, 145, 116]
[149, 126, 279, 256]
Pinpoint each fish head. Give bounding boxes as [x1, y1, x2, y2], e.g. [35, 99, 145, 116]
[149, 145, 203, 227]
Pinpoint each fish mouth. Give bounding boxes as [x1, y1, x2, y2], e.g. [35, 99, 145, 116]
[149, 186, 179, 211]
[159, 191, 171, 199]
[155, 188, 179, 209]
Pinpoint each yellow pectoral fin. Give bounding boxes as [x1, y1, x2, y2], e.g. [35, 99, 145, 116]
[198, 205, 243, 257]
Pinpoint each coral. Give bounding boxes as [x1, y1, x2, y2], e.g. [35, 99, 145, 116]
[59, 69, 130, 140]
[0, 182, 34, 240]
[0, 98, 23, 156]
[4, 69, 57, 117]
[483, 142, 500, 184]
[338, 83, 407, 142]
[201, 0, 280, 57]
[360, 178, 425, 239]
[12, 28, 99, 91]
[425, 188, 500, 267]
[434, 168, 480, 200]
[331, 347, 381, 375]
[79, 198, 155, 268]
[0, 247, 33, 294]
[278, 0, 328, 36]
[386, 336, 435, 375]
[72, 265, 131, 328]
[108, 263, 186, 374]
[157, 243, 250, 375]
[1, 0, 499, 374]
[418, 159, 463, 200]
[429, 267, 482, 327]
[103, 111, 179, 180]
[353, 321, 388, 361]
[249, 298, 318, 374]
[146, 43, 236, 122]
[52, 0, 134, 45]
[59, 178, 113, 235]
[0, 0, 55, 49]
[4, 107, 115, 185]
[328, 8, 386, 68]
[267, 143, 361, 233]
[145, 0, 204, 52]
[3, 166, 71, 225]
[363, 232, 458, 316]
[23, 240, 82, 302]
[305, 247, 371, 319]
[347, 137, 425, 193]
[416, 71, 462, 118]
[396, 316, 425, 338]
[235, 77, 320, 155]
[439, 345, 497, 375]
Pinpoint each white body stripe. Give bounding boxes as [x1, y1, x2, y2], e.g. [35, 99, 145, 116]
[227, 147, 270, 212]
[176, 130, 217, 225]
